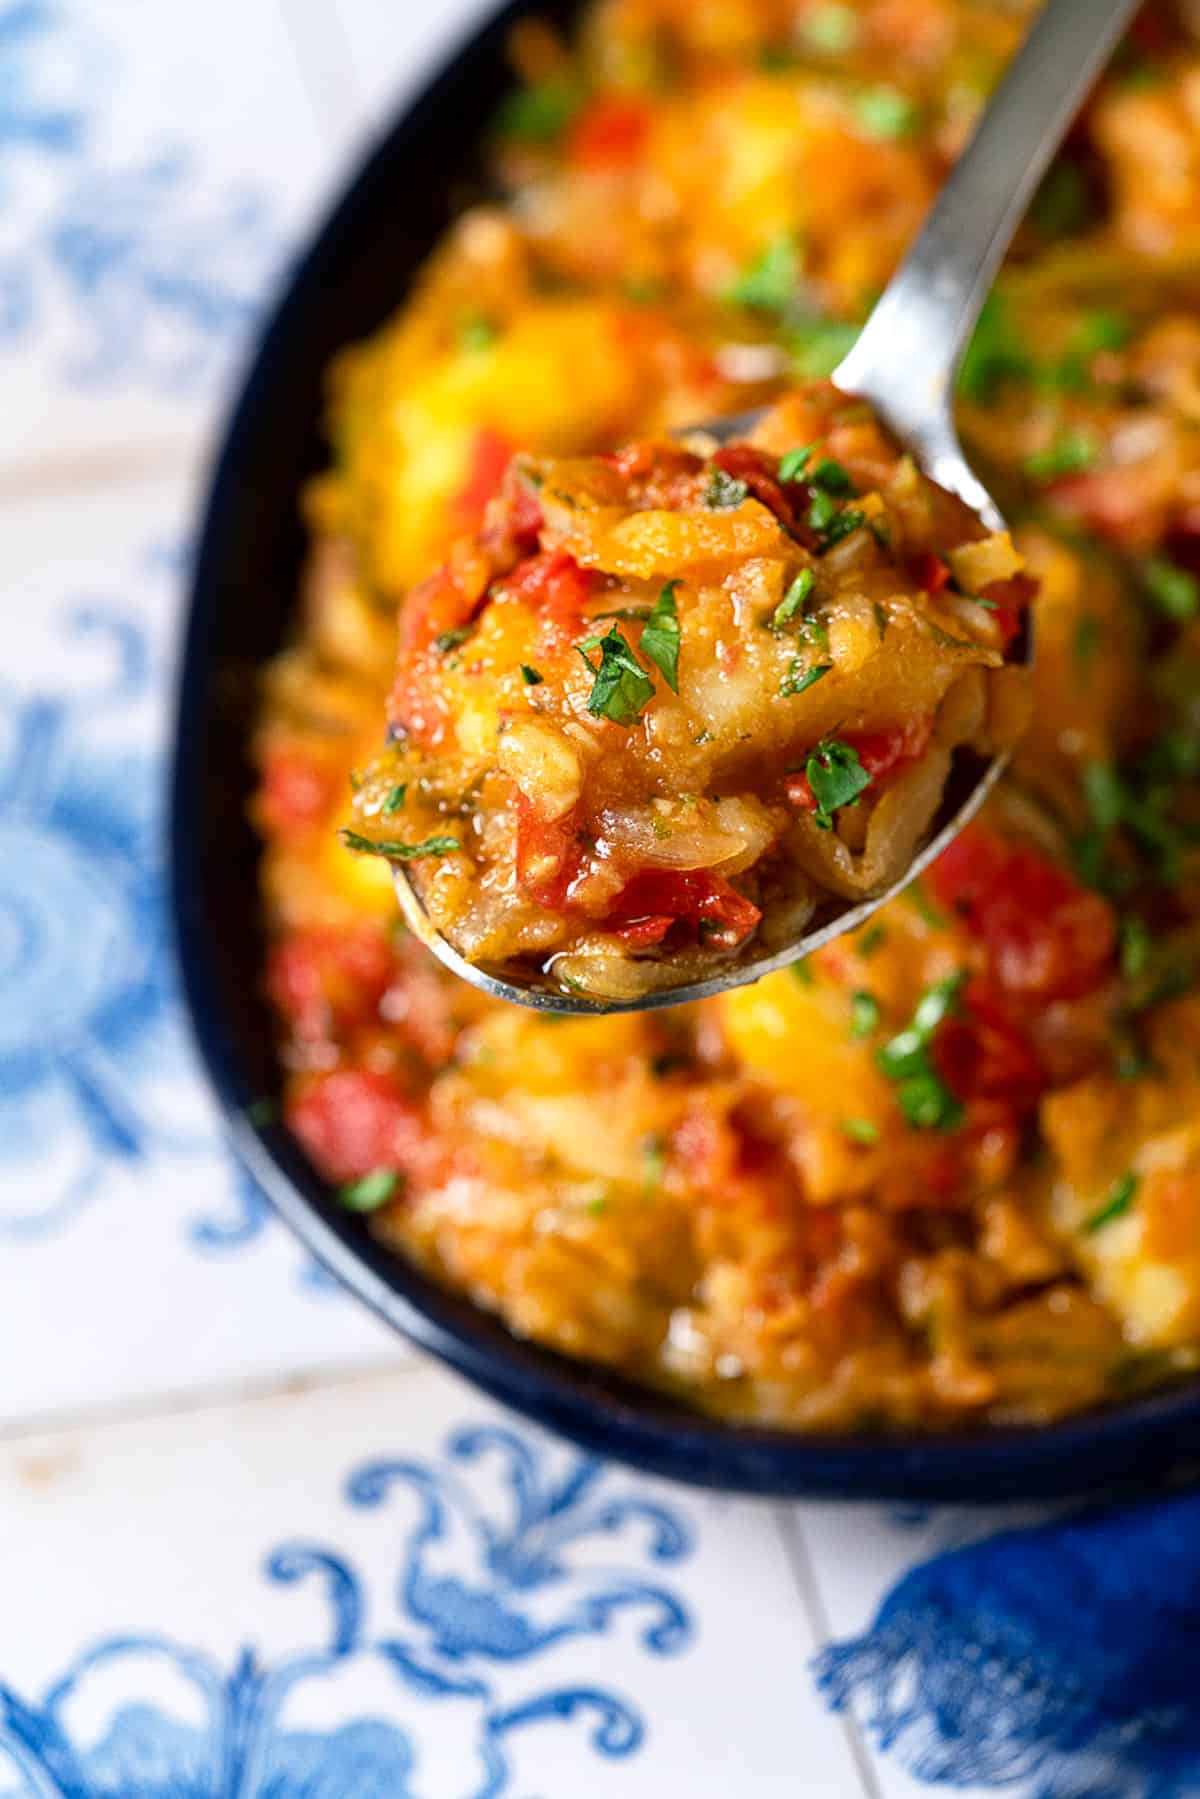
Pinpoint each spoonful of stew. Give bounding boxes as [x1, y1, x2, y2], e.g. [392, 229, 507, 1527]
[344, 0, 1139, 1014]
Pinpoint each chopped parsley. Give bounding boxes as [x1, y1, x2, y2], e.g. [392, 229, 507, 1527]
[640, 580, 682, 692]
[1142, 556, 1200, 622]
[904, 880, 946, 929]
[876, 971, 968, 1132]
[808, 489, 838, 533]
[842, 1116, 880, 1145]
[459, 314, 499, 351]
[1031, 161, 1092, 239]
[801, 4, 859, 52]
[810, 456, 857, 496]
[1082, 1170, 1139, 1235]
[339, 1169, 401, 1212]
[641, 1133, 667, 1193]
[340, 829, 461, 860]
[1023, 429, 1099, 482]
[703, 468, 751, 510]
[805, 738, 872, 829]
[771, 567, 816, 629]
[850, 990, 880, 1039]
[1076, 753, 1190, 891]
[577, 624, 656, 724]
[433, 624, 473, 653]
[1119, 915, 1152, 980]
[959, 293, 1033, 404]
[787, 315, 860, 379]
[497, 79, 579, 142]
[778, 445, 816, 484]
[520, 664, 544, 685]
[381, 784, 407, 817]
[725, 232, 802, 314]
[854, 86, 920, 141]
[856, 921, 888, 957]
[781, 660, 832, 697]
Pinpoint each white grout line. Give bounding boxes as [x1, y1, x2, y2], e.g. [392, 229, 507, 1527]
[0, 1351, 420, 1447]
[773, 1506, 885, 1799]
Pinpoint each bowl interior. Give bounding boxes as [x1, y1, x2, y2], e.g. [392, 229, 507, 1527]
[171, 0, 1200, 1500]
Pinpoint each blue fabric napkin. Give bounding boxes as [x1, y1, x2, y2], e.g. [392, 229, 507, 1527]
[816, 1491, 1200, 1796]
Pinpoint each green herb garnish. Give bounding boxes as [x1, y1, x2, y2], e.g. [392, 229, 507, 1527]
[805, 738, 872, 829]
[801, 4, 858, 52]
[340, 829, 461, 860]
[459, 315, 499, 351]
[381, 784, 407, 817]
[1023, 429, 1099, 482]
[725, 232, 802, 314]
[1031, 161, 1092, 238]
[339, 1169, 401, 1212]
[1119, 916, 1152, 979]
[778, 445, 816, 483]
[781, 660, 832, 697]
[433, 624, 473, 653]
[703, 468, 751, 510]
[959, 293, 1033, 403]
[854, 85, 920, 141]
[810, 456, 857, 496]
[497, 79, 579, 142]
[640, 580, 682, 692]
[1082, 1170, 1139, 1235]
[850, 991, 880, 1039]
[771, 567, 816, 630]
[520, 664, 544, 685]
[842, 1117, 880, 1145]
[577, 625, 656, 724]
[857, 922, 887, 957]
[876, 971, 968, 1132]
[1143, 557, 1200, 622]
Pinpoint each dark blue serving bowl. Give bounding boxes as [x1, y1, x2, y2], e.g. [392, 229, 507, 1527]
[171, 0, 1200, 1499]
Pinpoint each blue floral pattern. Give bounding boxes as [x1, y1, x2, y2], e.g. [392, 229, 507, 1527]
[0, 1, 280, 390]
[0, 579, 279, 1263]
[0, 1423, 696, 1797]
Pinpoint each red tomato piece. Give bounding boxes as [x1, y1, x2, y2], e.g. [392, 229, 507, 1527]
[454, 428, 515, 528]
[929, 823, 1116, 1000]
[569, 95, 650, 169]
[391, 565, 479, 746]
[1046, 469, 1148, 551]
[515, 793, 586, 909]
[935, 978, 1045, 1110]
[979, 569, 1036, 650]
[786, 717, 933, 810]
[257, 746, 338, 837]
[267, 924, 395, 1046]
[607, 868, 761, 946]
[506, 549, 596, 643]
[908, 550, 951, 595]
[612, 915, 674, 947]
[713, 444, 799, 533]
[288, 1068, 425, 1185]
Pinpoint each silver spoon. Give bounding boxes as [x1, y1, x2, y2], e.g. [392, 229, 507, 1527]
[392, 0, 1140, 1015]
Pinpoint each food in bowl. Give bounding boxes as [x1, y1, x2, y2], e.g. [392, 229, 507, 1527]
[253, 0, 1200, 1432]
[345, 387, 1028, 999]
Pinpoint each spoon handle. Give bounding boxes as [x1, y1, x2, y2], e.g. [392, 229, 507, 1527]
[834, 0, 1142, 470]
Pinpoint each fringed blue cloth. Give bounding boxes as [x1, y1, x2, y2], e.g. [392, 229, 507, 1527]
[814, 1491, 1200, 1797]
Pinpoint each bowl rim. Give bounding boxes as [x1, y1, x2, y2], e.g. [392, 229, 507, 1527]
[170, 0, 1200, 1500]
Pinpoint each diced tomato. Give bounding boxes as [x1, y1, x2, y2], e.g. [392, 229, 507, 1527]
[606, 867, 761, 947]
[929, 823, 1116, 1000]
[1045, 469, 1147, 551]
[515, 792, 587, 908]
[979, 569, 1036, 650]
[786, 717, 933, 810]
[934, 978, 1045, 1111]
[257, 746, 338, 837]
[506, 549, 596, 644]
[908, 550, 951, 595]
[391, 565, 479, 746]
[267, 924, 395, 1046]
[613, 914, 674, 947]
[606, 441, 704, 508]
[454, 428, 515, 528]
[713, 444, 798, 533]
[569, 95, 650, 169]
[287, 1068, 425, 1185]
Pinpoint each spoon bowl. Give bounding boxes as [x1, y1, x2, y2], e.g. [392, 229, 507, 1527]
[389, 0, 1139, 1015]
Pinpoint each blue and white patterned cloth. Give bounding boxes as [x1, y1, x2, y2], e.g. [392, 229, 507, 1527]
[4, 4, 1200, 1796]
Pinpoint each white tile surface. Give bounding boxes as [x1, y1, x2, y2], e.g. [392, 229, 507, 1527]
[0, 1363, 868, 1797]
[0, 0, 346, 480]
[0, 471, 396, 1425]
[320, 0, 496, 132]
